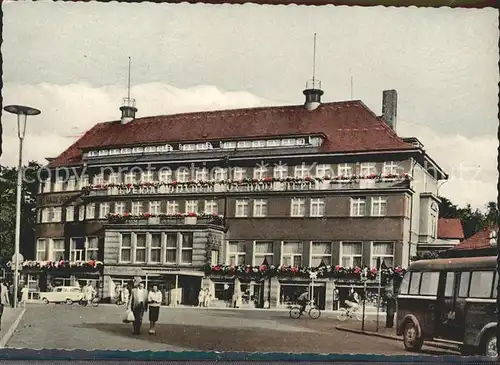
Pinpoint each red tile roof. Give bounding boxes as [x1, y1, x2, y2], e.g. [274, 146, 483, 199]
[48, 101, 416, 167]
[450, 226, 498, 251]
[437, 218, 464, 240]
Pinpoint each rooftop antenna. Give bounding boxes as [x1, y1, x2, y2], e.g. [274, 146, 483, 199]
[303, 33, 323, 111]
[350, 75, 354, 100]
[119, 56, 138, 124]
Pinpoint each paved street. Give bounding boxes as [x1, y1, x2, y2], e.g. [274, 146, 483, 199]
[6, 304, 459, 355]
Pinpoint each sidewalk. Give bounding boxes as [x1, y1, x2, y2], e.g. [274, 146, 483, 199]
[0, 306, 26, 348]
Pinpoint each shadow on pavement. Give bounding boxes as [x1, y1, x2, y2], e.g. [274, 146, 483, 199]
[74, 322, 458, 355]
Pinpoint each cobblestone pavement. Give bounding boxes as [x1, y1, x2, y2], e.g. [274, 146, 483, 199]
[7, 304, 459, 355]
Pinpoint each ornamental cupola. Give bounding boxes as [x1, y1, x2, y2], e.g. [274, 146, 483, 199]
[303, 33, 323, 111]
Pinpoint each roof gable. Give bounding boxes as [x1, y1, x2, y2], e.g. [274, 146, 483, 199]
[48, 100, 415, 168]
[437, 218, 465, 240]
[450, 226, 498, 251]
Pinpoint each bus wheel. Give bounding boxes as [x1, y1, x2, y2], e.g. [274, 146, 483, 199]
[482, 332, 497, 358]
[403, 322, 423, 352]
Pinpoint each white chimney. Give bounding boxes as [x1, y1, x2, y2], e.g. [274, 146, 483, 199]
[381, 89, 397, 131]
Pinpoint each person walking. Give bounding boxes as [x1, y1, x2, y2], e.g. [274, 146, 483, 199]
[197, 288, 205, 308]
[203, 288, 211, 308]
[20, 283, 29, 308]
[128, 277, 148, 335]
[121, 285, 130, 306]
[147, 285, 162, 335]
[83, 282, 96, 306]
[0, 281, 11, 331]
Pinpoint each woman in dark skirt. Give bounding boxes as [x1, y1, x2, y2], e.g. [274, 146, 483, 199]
[147, 284, 162, 334]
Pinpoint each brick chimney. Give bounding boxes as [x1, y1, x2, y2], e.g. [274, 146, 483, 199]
[381, 89, 397, 132]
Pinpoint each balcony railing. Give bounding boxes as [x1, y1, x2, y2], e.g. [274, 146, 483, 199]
[82, 175, 411, 197]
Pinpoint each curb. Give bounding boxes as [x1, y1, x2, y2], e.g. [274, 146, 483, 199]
[335, 325, 459, 352]
[0, 308, 27, 348]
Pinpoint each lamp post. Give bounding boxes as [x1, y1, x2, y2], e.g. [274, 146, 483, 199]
[3, 105, 41, 309]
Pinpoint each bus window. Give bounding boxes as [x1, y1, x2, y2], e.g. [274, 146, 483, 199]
[444, 272, 455, 297]
[493, 272, 498, 299]
[469, 271, 495, 298]
[409, 272, 421, 295]
[420, 272, 439, 296]
[458, 272, 470, 298]
[399, 272, 410, 294]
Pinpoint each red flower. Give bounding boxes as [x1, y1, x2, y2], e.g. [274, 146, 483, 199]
[171, 180, 177, 185]
[371, 268, 377, 274]
[305, 176, 311, 181]
[213, 266, 221, 271]
[354, 267, 360, 274]
[259, 265, 268, 272]
[335, 265, 341, 271]
[126, 183, 132, 188]
[291, 267, 298, 273]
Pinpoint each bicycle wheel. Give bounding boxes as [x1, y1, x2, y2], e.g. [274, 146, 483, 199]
[355, 311, 363, 321]
[308, 307, 321, 320]
[92, 299, 99, 307]
[337, 308, 348, 321]
[289, 306, 302, 319]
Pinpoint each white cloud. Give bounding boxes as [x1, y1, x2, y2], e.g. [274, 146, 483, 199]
[1, 82, 496, 210]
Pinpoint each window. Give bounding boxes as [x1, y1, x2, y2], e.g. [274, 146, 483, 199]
[121, 148, 132, 155]
[469, 271, 495, 298]
[252, 140, 266, 148]
[150, 234, 162, 263]
[196, 142, 212, 150]
[458, 272, 471, 297]
[296, 138, 306, 145]
[338, 163, 353, 177]
[281, 139, 296, 146]
[166, 201, 179, 214]
[181, 233, 193, 264]
[149, 201, 161, 215]
[124, 172, 136, 184]
[310, 242, 332, 266]
[166, 233, 178, 263]
[115, 202, 125, 215]
[213, 168, 227, 181]
[227, 241, 246, 265]
[294, 164, 309, 178]
[371, 242, 394, 268]
[211, 250, 219, 265]
[157, 144, 173, 152]
[176, 167, 190, 182]
[195, 168, 208, 181]
[282, 242, 303, 266]
[360, 162, 377, 177]
[233, 167, 246, 180]
[399, 273, 410, 295]
[493, 273, 498, 299]
[409, 272, 422, 295]
[221, 141, 237, 149]
[371, 197, 388, 216]
[41, 208, 49, 223]
[235, 200, 249, 217]
[135, 234, 147, 263]
[310, 198, 325, 217]
[291, 198, 306, 217]
[132, 201, 143, 215]
[253, 199, 268, 217]
[69, 238, 84, 261]
[254, 242, 273, 266]
[237, 141, 252, 149]
[93, 174, 104, 185]
[67, 177, 76, 191]
[86, 237, 99, 260]
[266, 140, 281, 147]
[99, 203, 110, 219]
[54, 177, 64, 192]
[444, 272, 455, 297]
[109, 148, 121, 155]
[181, 144, 196, 151]
[185, 200, 198, 214]
[420, 272, 440, 296]
[141, 170, 154, 183]
[80, 175, 89, 188]
[316, 164, 331, 178]
[52, 207, 62, 222]
[43, 207, 62, 223]
[108, 172, 120, 184]
[350, 198, 366, 217]
[159, 168, 172, 183]
[52, 239, 65, 261]
[36, 239, 47, 261]
[78, 205, 85, 221]
[205, 200, 218, 214]
[65, 206, 75, 222]
[274, 164, 288, 179]
[383, 161, 399, 175]
[253, 166, 268, 180]
[120, 234, 132, 262]
[341, 242, 362, 267]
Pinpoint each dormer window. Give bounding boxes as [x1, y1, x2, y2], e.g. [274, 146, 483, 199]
[309, 137, 323, 147]
[88, 151, 98, 157]
[266, 140, 281, 147]
[144, 146, 156, 153]
[237, 141, 252, 149]
[296, 138, 306, 146]
[181, 144, 196, 151]
[157, 144, 173, 152]
[132, 147, 144, 154]
[121, 148, 132, 154]
[252, 140, 266, 148]
[98, 150, 109, 156]
[196, 142, 213, 151]
[221, 141, 237, 149]
[109, 149, 120, 155]
[282, 139, 296, 146]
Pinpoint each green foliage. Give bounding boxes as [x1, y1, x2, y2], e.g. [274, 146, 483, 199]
[0, 161, 41, 265]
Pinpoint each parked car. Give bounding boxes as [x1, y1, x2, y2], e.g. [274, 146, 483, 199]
[40, 286, 84, 305]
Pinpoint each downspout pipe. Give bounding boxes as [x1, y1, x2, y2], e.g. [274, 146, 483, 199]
[407, 158, 418, 266]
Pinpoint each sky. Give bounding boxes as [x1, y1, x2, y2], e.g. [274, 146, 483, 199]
[1, 2, 499, 210]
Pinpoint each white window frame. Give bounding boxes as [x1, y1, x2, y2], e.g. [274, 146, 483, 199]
[205, 200, 218, 214]
[70, 238, 85, 262]
[310, 241, 332, 267]
[51, 238, 65, 261]
[360, 162, 377, 177]
[253, 241, 274, 266]
[180, 144, 195, 151]
[120, 148, 132, 154]
[166, 201, 179, 214]
[119, 234, 132, 263]
[251, 140, 266, 148]
[109, 148, 121, 155]
[36, 239, 47, 261]
[131, 201, 143, 215]
[233, 167, 246, 180]
[371, 242, 394, 268]
[350, 198, 366, 217]
[340, 242, 363, 268]
[274, 164, 288, 179]
[108, 172, 120, 184]
[86, 204, 95, 219]
[98, 150, 109, 156]
[149, 201, 161, 215]
[226, 241, 246, 265]
[281, 241, 303, 266]
[337, 163, 353, 177]
[78, 205, 85, 221]
[141, 170, 154, 183]
[66, 177, 76, 191]
[165, 233, 178, 264]
[294, 164, 309, 178]
[124, 172, 136, 184]
[158, 168, 172, 183]
[176, 167, 190, 182]
[266, 140, 281, 147]
[52, 207, 62, 222]
[310, 198, 325, 217]
[253, 166, 268, 180]
[291, 198, 306, 217]
[213, 168, 227, 181]
[371, 196, 388, 217]
[54, 177, 64, 192]
[86, 237, 99, 261]
[157, 144, 173, 152]
[180, 233, 193, 264]
[41, 208, 50, 223]
[315, 164, 331, 178]
[195, 168, 209, 181]
[93, 173, 104, 185]
[115, 202, 126, 215]
[134, 233, 147, 263]
[149, 233, 162, 264]
[237, 141, 252, 149]
[66, 206, 75, 222]
[383, 161, 399, 176]
[281, 139, 296, 146]
[296, 138, 306, 145]
[185, 200, 199, 214]
[99, 203, 110, 219]
[144, 146, 156, 153]
[253, 199, 268, 217]
[235, 199, 249, 217]
[221, 141, 237, 149]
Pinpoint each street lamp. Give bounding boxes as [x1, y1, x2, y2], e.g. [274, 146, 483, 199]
[3, 105, 41, 309]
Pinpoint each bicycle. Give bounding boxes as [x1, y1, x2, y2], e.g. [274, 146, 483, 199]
[289, 301, 321, 320]
[337, 306, 363, 321]
[79, 296, 100, 307]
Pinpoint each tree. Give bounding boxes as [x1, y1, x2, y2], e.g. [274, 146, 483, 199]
[438, 196, 459, 219]
[0, 161, 41, 265]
